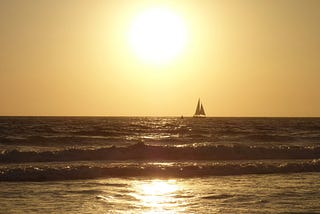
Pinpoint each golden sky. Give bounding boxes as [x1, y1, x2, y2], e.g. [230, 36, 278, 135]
[1, 0, 320, 116]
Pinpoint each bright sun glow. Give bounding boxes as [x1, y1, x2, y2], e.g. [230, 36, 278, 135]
[128, 7, 187, 64]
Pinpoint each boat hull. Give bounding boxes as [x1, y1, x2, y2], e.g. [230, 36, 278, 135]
[193, 115, 206, 118]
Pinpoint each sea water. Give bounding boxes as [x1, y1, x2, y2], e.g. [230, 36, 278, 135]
[0, 117, 319, 213]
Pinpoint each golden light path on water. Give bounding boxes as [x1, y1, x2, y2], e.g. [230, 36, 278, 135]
[129, 179, 187, 213]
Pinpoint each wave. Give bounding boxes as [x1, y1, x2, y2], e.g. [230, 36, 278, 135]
[0, 160, 319, 181]
[1, 142, 320, 163]
[2, 132, 320, 144]
[2, 118, 320, 150]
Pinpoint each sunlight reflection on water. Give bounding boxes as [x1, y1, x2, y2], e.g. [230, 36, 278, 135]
[129, 179, 187, 213]
[1, 174, 320, 213]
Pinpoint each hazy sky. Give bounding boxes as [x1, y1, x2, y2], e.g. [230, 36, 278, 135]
[1, 0, 320, 116]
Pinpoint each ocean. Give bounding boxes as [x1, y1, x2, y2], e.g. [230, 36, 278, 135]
[0, 117, 320, 213]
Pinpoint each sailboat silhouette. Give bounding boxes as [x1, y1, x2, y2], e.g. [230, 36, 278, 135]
[193, 98, 206, 118]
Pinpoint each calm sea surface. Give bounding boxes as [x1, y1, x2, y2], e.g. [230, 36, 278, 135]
[0, 117, 319, 213]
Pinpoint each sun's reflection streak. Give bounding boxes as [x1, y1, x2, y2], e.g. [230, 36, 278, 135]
[129, 179, 187, 213]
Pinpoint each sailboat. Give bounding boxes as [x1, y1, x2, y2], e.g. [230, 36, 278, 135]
[193, 98, 206, 118]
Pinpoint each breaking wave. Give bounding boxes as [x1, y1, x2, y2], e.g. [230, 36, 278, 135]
[0, 159, 319, 181]
[1, 142, 320, 163]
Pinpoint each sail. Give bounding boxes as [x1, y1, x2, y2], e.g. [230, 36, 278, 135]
[200, 103, 205, 115]
[194, 99, 201, 115]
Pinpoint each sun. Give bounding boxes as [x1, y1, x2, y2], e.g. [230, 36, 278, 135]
[128, 7, 187, 65]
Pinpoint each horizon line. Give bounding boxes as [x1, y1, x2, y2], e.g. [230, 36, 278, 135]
[0, 115, 319, 118]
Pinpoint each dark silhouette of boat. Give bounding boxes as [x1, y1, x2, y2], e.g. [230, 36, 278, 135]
[193, 98, 206, 118]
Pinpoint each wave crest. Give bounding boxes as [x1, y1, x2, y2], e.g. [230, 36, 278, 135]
[0, 160, 319, 181]
[1, 143, 320, 163]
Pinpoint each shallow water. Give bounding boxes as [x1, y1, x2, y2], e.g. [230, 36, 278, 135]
[1, 173, 319, 213]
